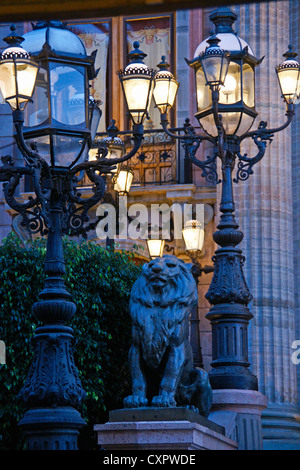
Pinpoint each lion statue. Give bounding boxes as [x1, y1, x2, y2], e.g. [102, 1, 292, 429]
[123, 255, 212, 417]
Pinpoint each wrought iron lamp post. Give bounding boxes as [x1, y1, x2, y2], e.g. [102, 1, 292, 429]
[154, 7, 299, 390]
[0, 22, 150, 450]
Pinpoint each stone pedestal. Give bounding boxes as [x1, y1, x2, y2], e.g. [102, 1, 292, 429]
[94, 407, 237, 450]
[208, 389, 267, 450]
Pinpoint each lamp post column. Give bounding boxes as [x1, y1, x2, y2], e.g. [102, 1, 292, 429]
[18, 180, 86, 450]
[205, 144, 258, 391]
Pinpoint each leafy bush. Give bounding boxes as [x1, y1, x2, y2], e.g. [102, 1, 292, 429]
[0, 233, 142, 449]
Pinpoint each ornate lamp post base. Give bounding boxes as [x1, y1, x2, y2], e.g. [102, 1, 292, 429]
[16, 198, 87, 450]
[206, 303, 258, 391]
[18, 407, 86, 450]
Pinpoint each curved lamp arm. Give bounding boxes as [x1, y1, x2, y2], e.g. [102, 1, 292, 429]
[234, 126, 272, 183]
[160, 112, 215, 144]
[234, 103, 295, 183]
[12, 110, 51, 178]
[63, 168, 107, 238]
[239, 102, 294, 143]
[63, 123, 145, 238]
[210, 89, 227, 163]
[159, 111, 222, 185]
[70, 123, 144, 177]
[0, 154, 51, 234]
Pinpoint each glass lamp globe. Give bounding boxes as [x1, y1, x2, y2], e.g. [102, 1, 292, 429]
[119, 42, 155, 125]
[21, 20, 98, 169]
[276, 45, 300, 104]
[153, 56, 179, 114]
[188, 7, 261, 138]
[196, 34, 230, 92]
[0, 25, 39, 111]
[114, 168, 134, 195]
[182, 219, 205, 253]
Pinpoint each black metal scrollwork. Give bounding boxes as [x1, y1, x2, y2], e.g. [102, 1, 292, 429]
[63, 164, 109, 238]
[181, 118, 220, 185]
[0, 120, 144, 239]
[0, 154, 51, 236]
[234, 121, 274, 183]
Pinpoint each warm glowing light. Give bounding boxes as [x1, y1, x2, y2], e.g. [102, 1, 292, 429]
[0, 58, 38, 111]
[147, 239, 165, 259]
[119, 42, 155, 125]
[114, 169, 134, 194]
[182, 220, 205, 252]
[276, 49, 300, 104]
[220, 74, 237, 95]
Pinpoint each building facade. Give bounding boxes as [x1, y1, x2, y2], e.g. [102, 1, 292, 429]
[1, 0, 300, 449]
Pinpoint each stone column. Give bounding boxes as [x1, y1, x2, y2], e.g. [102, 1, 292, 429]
[291, 0, 300, 414]
[228, 1, 300, 449]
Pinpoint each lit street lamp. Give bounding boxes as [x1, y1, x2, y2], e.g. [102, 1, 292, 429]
[146, 238, 165, 259]
[0, 22, 148, 450]
[155, 7, 299, 390]
[153, 55, 179, 114]
[118, 40, 155, 127]
[182, 219, 204, 258]
[0, 25, 39, 111]
[114, 168, 134, 195]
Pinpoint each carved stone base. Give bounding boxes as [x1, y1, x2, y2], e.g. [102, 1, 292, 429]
[94, 407, 237, 450]
[18, 406, 86, 450]
[209, 389, 267, 450]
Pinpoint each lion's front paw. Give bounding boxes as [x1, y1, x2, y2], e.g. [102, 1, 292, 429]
[151, 393, 176, 408]
[123, 395, 148, 408]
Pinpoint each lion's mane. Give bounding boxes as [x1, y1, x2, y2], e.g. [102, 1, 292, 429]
[129, 255, 198, 368]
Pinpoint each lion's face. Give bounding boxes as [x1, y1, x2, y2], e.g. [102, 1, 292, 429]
[145, 256, 183, 293]
[130, 255, 197, 309]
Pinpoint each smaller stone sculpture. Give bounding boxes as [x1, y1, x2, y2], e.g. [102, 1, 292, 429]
[124, 255, 212, 417]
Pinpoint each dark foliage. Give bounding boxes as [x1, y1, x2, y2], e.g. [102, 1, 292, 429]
[0, 233, 142, 449]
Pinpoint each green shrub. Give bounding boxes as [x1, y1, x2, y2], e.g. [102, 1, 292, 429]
[0, 233, 142, 449]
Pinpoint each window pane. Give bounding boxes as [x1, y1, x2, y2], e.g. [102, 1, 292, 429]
[126, 15, 172, 129]
[196, 66, 211, 111]
[25, 66, 48, 127]
[199, 113, 218, 137]
[220, 111, 242, 135]
[25, 135, 51, 165]
[52, 134, 85, 167]
[69, 22, 110, 132]
[219, 62, 241, 105]
[243, 64, 255, 108]
[236, 112, 255, 136]
[50, 64, 86, 126]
